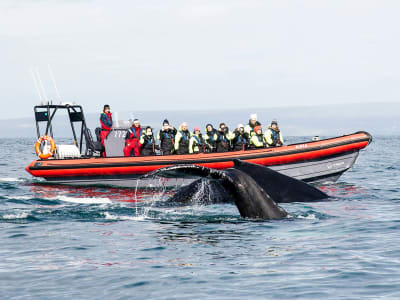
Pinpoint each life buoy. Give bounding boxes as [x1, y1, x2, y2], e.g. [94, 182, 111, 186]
[35, 135, 56, 159]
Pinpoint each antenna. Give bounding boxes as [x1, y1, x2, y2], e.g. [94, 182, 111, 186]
[30, 67, 43, 104]
[114, 111, 119, 128]
[47, 64, 62, 102]
[35, 68, 49, 104]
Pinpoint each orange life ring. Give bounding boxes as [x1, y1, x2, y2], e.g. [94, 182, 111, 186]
[35, 135, 56, 159]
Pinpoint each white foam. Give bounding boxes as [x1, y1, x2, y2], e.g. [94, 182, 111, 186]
[0, 178, 23, 182]
[5, 195, 112, 204]
[5, 195, 32, 200]
[2, 212, 29, 219]
[103, 212, 146, 221]
[57, 196, 112, 204]
[297, 214, 317, 220]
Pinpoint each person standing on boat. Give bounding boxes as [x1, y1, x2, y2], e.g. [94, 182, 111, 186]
[174, 122, 191, 155]
[216, 123, 234, 152]
[99, 105, 113, 155]
[157, 119, 177, 155]
[244, 114, 261, 137]
[265, 119, 284, 147]
[249, 126, 266, 148]
[204, 124, 218, 152]
[123, 119, 142, 156]
[189, 127, 206, 154]
[231, 124, 249, 151]
[140, 126, 157, 156]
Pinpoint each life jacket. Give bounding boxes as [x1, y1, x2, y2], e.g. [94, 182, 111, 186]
[100, 112, 113, 131]
[141, 134, 155, 155]
[192, 134, 205, 153]
[126, 127, 142, 143]
[179, 130, 190, 143]
[233, 132, 248, 149]
[268, 127, 281, 146]
[177, 130, 190, 154]
[246, 120, 261, 136]
[206, 131, 216, 142]
[160, 129, 175, 145]
[271, 128, 280, 143]
[216, 131, 230, 152]
[256, 134, 265, 147]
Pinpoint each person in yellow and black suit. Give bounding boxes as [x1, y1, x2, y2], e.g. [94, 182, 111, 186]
[140, 126, 157, 156]
[189, 127, 206, 154]
[244, 113, 261, 138]
[265, 119, 284, 147]
[157, 119, 177, 155]
[231, 124, 249, 151]
[174, 122, 191, 155]
[216, 123, 234, 152]
[203, 124, 218, 152]
[249, 126, 266, 149]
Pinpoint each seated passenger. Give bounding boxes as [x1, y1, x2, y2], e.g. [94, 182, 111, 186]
[189, 126, 206, 154]
[140, 126, 156, 156]
[157, 119, 177, 155]
[265, 119, 284, 147]
[216, 123, 234, 153]
[204, 124, 218, 152]
[244, 114, 261, 137]
[174, 122, 191, 155]
[249, 126, 266, 148]
[99, 104, 112, 156]
[123, 119, 142, 156]
[231, 124, 249, 151]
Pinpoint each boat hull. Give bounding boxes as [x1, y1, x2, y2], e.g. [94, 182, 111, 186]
[26, 132, 372, 188]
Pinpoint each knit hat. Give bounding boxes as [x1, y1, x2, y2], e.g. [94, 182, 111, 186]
[237, 123, 244, 129]
[163, 119, 169, 125]
[250, 113, 257, 121]
[254, 125, 262, 133]
[271, 119, 278, 126]
[194, 126, 200, 132]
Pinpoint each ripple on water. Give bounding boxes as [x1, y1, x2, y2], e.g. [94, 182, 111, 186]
[0, 136, 400, 299]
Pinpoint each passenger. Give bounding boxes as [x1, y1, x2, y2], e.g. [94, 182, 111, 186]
[249, 125, 266, 148]
[244, 113, 261, 137]
[265, 119, 284, 147]
[140, 126, 156, 156]
[189, 126, 206, 154]
[203, 124, 218, 152]
[99, 104, 113, 152]
[157, 119, 177, 155]
[123, 119, 142, 156]
[174, 122, 191, 155]
[231, 124, 249, 151]
[216, 123, 234, 152]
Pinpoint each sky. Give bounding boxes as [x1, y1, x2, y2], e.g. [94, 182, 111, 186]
[1, 0, 400, 120]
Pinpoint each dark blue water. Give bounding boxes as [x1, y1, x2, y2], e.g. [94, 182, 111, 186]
[1, 136, 399, 299]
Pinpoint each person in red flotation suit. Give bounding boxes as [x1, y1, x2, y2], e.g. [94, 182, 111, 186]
[123, 119, 142, 156]
[99, 104, 113, 156]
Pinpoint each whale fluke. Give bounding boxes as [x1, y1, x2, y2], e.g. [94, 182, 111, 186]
[146, 160, 328, 220]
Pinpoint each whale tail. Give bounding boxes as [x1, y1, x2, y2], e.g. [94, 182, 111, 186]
[232, 160, 328, 203]
[144, 160, 328, 220]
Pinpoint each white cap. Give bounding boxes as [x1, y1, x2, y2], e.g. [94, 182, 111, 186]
[250, 114, 257, 121]
[237, 123, 244, 128]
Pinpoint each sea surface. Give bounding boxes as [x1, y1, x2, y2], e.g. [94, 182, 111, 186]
[0, 136, 399, 300]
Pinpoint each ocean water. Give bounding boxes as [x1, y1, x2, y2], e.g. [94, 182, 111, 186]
[1, 136, 399, 300]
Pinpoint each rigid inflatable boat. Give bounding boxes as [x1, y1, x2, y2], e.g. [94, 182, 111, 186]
[25, 104, 372, 188]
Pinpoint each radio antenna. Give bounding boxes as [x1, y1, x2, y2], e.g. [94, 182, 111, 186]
[35, 68, 49, 104]
[47, 64, 62, 102]
[30, 67, 43, 104]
